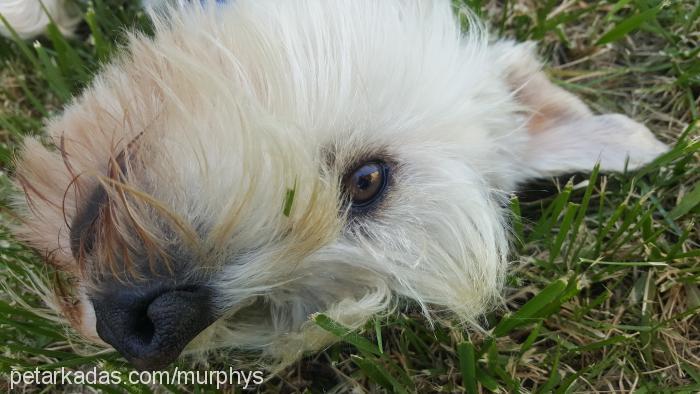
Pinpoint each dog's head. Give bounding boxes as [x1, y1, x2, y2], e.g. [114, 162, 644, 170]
[11, 1, 667, 370]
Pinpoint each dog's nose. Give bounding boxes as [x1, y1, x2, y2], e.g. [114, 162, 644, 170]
[91, 284, 215, 370]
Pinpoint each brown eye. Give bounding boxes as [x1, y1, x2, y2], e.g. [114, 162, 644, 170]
[343, 161, 389, 209]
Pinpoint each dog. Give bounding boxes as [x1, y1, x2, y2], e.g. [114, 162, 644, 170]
[5, 0, 668, 370]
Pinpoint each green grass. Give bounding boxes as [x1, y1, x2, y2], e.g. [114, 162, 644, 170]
[1, 0, 698, 392]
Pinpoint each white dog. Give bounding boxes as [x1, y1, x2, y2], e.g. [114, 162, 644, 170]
[6, 0, 668, 370]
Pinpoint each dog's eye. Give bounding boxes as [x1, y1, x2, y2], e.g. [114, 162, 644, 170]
[343, 161, 389, 209]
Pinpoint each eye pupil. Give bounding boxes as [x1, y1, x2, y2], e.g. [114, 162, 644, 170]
[344, 161, 388, 208]
[356, 172, 374, 190]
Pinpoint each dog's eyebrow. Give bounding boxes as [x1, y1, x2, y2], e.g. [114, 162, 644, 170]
[69, 133, 143, 259]
[69, 182, 108, 259]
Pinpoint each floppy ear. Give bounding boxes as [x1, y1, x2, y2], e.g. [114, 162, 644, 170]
[493, 42, 668, 179]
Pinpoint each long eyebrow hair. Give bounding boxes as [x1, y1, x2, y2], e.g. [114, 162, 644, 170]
[69, 127, 144, 259]
[68, 141, 133, 266]
[68, 132, 148, 277]
[69, 181, 108, 259]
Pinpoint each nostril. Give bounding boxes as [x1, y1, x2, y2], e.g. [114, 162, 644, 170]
[92, 285, 216, 370]
[132, 308, 155, 344]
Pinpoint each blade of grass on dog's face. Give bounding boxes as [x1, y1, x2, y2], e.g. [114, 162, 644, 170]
[282, 179, 296, 217]
[312, 314, 382, 356]
[492, 278, 567, 337]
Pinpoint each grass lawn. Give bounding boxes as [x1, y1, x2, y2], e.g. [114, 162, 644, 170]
[0, 0, 698, 392]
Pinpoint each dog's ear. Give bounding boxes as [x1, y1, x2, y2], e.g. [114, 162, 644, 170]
[493, 42, 668, 179]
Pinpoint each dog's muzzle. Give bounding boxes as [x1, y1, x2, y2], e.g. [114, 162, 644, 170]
[92, 283, 216, 370]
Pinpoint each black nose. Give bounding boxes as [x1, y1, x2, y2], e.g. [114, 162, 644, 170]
[92, 284, 216, 370]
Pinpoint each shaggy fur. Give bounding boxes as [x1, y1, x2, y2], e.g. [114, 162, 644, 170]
[9, 0, 667, 367]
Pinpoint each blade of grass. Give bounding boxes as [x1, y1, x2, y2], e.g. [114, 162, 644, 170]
[84, 7, 113, 61]
[510, 195, 524, 249]
[282, 179, 297, 217]
[34, 42, 71, 102]
[596, 6, 662, 45]
[457, 342, 478, 394]
[565, 164, 600, 265]
[493, 278, 567, 337]
[549, 202, 579, 266]
[669, 181, 700, 219]
[351, 355, 409, 394]
[313, 314, 381, 356]
[0, 14, 41, 69]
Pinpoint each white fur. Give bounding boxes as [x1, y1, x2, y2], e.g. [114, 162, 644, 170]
[0, 0, 80, 39]
[10, 0, 668, 368]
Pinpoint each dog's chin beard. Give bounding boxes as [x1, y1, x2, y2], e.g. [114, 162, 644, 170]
[216, 293, 329, 336]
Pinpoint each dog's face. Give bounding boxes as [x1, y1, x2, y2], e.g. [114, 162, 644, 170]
[11, 1, 667, 370]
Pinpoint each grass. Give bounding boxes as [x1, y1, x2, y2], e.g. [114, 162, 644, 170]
[0, 0, 698, 392]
